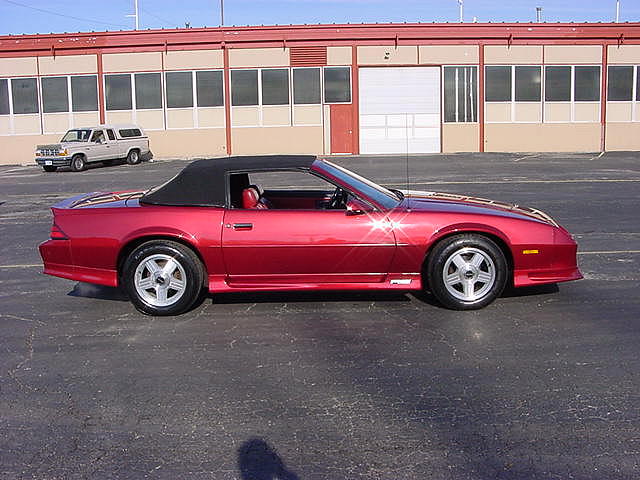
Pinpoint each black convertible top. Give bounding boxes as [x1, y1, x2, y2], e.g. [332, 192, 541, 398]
[140, 155, 317, 207]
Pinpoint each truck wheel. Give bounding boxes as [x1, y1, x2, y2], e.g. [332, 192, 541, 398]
[126, 149, 140, 165]
[43, 166, 57, 172]
[70, 155, 86, 172]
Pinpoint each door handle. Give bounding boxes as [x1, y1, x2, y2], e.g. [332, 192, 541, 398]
[233, 223, 253, 230]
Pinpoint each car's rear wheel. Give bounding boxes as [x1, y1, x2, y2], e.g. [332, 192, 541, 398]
[126, 149, 140, 165]
[427, 234, 507, 310]
[123, 240, 205, 316]
[43, 165, 57, 172]
[70, 154, 86, 172]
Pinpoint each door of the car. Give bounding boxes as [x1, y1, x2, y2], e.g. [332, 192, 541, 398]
[105, 128, 121, 159]
[88, 129, 109, 161]
[221, 208, 396, 285]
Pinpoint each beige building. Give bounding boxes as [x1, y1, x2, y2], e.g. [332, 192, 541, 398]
[1, 22, 640, 165]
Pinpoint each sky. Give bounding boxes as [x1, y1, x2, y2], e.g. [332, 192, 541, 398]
[0, 0, 638, 36]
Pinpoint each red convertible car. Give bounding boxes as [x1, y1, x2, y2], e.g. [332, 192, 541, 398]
[39, 155, 582, 316]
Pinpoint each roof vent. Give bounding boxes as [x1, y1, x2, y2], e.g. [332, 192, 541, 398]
[290, 46, 327, 67]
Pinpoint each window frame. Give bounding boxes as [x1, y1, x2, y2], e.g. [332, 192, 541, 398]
[543, 65, 602, 124]
[322, 66, 352, 105]
[484, 65, 543, 124]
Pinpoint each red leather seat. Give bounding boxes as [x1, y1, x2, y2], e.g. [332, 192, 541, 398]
[242, 187, 267, 209]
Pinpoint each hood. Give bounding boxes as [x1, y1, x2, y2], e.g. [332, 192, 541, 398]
[402, 189, 558, 226]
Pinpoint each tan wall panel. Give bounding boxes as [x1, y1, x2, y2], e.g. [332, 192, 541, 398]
[13, 115, 40, 134]
[0, 116, 10, 135]
[43, 114, 70, 134]
[485, 123, 600, 152]
[163, 50, 223, 70]
[39, 55, 97, 75]
[0, 57, 37, 77]
[293, 105, 322, 125]
[166, 108, 194, 129]
[635, 104, 640, 122]
[198, 108, 225, 128]
[327, 47, 352, 66]
[484, 45, 542, 64]
[232, 126, 322, 155]
[544, 46, 602, 64]
[262, 106, 290, 126]
[514, 103, 541, 123]
[544, 103, 572, 122]
[574, 103, 600, 122]
[136, 110, 164, 130]
[232, 106, 260, 126]
[485, 103, 511, 123]
[608, 45, 640, 64]
[106, 111, 134, 124]
[442, 123, 479, 152]
[357, 46, 418, 65]
[229, 48, 289, 68]
[103, 52, 162, 72]
[0, 133, 60, 165]
[147, 129, 227, 158]
[419, 45, 478, 64]
[72, 112, 99, 127]
[606, 123, 640, 150]
[606, 102, 633, 122]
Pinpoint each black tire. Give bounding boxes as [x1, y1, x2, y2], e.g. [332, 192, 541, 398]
[426, 234, 508, 310]
[70, 154, 86, 172]
[43, 165, 57, 172]
[126, 149, 140, 165]
[122, 240, 205, 316]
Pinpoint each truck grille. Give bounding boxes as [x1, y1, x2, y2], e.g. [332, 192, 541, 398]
[41, 149, 59, 156]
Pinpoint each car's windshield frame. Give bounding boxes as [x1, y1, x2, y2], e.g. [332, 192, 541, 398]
[61, 129, 92, 142]
[313, 160, 402, 210]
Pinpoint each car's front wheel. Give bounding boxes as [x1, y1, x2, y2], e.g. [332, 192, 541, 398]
[427, 234, 508, 310]
[70, 154, 86, 172]
[122, 240, 205, 316]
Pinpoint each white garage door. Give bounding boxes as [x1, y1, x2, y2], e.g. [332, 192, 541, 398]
[359, 67, 441, 154]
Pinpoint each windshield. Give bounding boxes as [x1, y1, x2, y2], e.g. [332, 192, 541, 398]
[315, 160, 402, 210]
[61, 129, 91, 142]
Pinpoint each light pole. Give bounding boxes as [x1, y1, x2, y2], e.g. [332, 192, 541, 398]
[457, 0, 464, 23]
[616, 0, 620, 23]
[220, 0, 225, 26]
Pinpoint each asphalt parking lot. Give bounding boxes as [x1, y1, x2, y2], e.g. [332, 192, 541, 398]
[1, 152, 639, 479]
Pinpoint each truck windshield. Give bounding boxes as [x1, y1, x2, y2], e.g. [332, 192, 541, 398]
[61, 129, 91, 142]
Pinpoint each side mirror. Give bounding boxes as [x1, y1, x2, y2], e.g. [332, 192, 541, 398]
[345, 198, 371, 216]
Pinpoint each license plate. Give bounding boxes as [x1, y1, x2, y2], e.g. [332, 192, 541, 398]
[45, 160, 52, 166]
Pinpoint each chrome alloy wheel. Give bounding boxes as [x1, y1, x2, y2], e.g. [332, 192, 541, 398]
[134, 254, 187, 307]
[442, 247, 496, 302]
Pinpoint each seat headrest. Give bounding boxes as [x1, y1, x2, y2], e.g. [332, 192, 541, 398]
[242, 187, 260, 209]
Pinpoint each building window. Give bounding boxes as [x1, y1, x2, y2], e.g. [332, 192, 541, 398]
[515, 66, 541, 102]
[166, 71, 193, 108]
[261, 69, 289, 106]
[293, 68, 321, 104]
[544, 66, 571, 102]
[231, 70, 258, 106]
[105, 74, 132, 110]
[324, 67, 351, 103]
[443, 66, 477, 122]
[196, 70, 224, 107]
[11, 78, 39, 114]
[135, 73, 162, 110]
[608, 66, 633, 101]
[0, 79, 9, 115]
[41, 77, 68, 113]
[574, 66, 600, 102]
[71, 76, 98, 112]
[485, 66, 511, 102]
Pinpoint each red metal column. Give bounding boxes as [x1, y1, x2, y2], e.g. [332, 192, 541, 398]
[478, 43, 485, 152]
[223, 45, 232, 156]
[97, 52, 105, 125]
[600, 43, 608, 152]
[351, 45, 360, 155]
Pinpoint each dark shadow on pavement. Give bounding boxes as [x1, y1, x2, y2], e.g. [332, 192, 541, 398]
[502, 283, 559, 298]
[210, 290, 410, 305]
[67, 282, 129, 301]
[238, 438, 300, 480]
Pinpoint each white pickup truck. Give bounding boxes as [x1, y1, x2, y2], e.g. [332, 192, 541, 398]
[35, 124, 153, 172]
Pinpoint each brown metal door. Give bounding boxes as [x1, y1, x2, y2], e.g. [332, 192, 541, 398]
[330, 104, 353, 154]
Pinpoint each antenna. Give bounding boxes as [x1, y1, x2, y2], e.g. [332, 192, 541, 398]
[616, 0, 620, 23]
[126, 0, 139, 30]
[457, 0, 464, 23]
[220, 0, 225, 26]
[405, 114, 411, 210]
